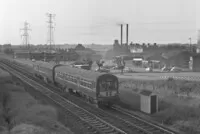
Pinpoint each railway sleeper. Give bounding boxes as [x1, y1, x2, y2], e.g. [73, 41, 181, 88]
[82, 117, 91, 121]
[102, 129, 115, 133]
[104, 128, 115, 132]
[141, 127, 157, 131]
[93, 123, 105, 126]
[99, 126, 111, 130]
[150, 129, 163, 133]
[90, 120, 101, 124]
[141, 126, 158, 130]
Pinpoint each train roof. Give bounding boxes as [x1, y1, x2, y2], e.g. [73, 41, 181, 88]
[55, 65, 116, 81]
[33, 60, 55, 69]
[33, 60, 118, 81]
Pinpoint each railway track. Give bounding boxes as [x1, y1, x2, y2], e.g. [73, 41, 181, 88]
[111, 105, 176, 134]
[0, 59, 177, 134]
[0, 62, 126, 134]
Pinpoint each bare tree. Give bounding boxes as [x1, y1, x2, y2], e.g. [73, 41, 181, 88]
[120, 59, 126, 74]
[96, 60, 104, 71]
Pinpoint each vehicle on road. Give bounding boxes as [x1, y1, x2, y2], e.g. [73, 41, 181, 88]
[161, 66, 171, 72]
[170, 66, 182, 72]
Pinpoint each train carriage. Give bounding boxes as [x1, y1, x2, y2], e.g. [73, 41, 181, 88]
[33, 61, 55, 83]
[30, 60, 119, 107]
[53, 65, 119, 107]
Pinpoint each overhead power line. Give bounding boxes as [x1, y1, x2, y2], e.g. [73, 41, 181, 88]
[46, 13, 56, 51]
[20, 21, 31, 49]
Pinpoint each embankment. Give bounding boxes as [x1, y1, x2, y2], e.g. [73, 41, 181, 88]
[0, 68, 73, 134]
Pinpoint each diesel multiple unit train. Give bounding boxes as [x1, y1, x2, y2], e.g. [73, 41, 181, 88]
[11, 59, 120, 107]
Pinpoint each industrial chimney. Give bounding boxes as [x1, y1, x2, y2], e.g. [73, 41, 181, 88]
[126, 24, 129, 45]
[121, 24, 123, 45]
[198, 30, 200, 46]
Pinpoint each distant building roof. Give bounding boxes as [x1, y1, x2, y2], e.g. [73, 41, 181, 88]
[14, 50, 29, 53]
[140, 90, 154, 96]
[75, 50, 94, 55]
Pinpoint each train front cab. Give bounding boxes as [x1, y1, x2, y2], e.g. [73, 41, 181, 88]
[96, 74, 119, 107]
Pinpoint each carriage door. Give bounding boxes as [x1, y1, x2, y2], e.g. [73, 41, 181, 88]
[99, 78, 117, 97]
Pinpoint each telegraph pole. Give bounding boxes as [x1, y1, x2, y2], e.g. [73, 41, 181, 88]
[198, 30, 200, 46]
[20, 21, 31, 49]
[189, 37, 192, 52]
[46, 13, 56, 52]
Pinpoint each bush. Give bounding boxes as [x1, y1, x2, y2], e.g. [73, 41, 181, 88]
[0, 89, 11, 130]
[0, 83, 73, 134]
[155, 105, 200, 126]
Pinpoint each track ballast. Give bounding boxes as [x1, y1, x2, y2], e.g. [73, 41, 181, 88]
[0, 59, 178, 134]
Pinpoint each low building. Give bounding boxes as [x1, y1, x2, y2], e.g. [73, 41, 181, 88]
[196, 46, 200, 53]
[140, 90, 158, 114]
[132, 57, 143, 67]
[148, 60, 162, 69]
[130, 46, 143, 53]
[14, 50, 30, 59]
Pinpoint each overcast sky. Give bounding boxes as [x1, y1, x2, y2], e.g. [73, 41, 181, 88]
[0, 0, 198, 45]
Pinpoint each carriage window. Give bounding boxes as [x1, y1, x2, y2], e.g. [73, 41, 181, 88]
[57, 72, 62, 79]
[79, 79, 93, 89]
[61, 72, 64, 79]
[99, 78, 117, 91]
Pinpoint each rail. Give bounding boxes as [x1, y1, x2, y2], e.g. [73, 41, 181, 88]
[0, 59, 178, 134]
[0, 62, 126, 134]
[112, 105, 176, 134]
